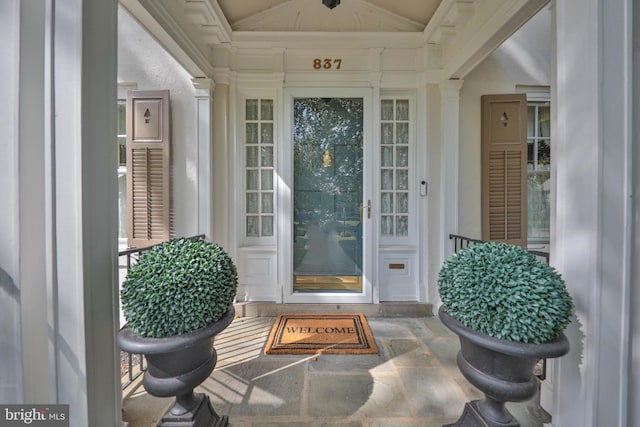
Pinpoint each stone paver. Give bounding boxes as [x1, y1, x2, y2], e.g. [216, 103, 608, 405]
[122, 315, 550, 427]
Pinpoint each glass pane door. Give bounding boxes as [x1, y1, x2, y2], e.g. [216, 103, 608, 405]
[293, 98, 364, 292]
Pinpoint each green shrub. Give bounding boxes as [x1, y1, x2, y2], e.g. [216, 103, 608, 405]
[438, 242, 574, 344]
[121, 238, 238, 338]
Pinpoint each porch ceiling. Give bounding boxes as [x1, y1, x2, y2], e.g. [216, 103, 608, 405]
[121, 0, 549, 79]
[217, 0, 441, 32]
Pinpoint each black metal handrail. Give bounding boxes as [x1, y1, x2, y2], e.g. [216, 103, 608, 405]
[449, 234, 485, 253]
[449, 234, 550, 263]
[118, 234, 205, 389]
[448, 234, 550, 381]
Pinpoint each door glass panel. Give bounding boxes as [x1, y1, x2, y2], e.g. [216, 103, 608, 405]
[246, 193, 259, 213]
[396, 100, 409, 121]
[381, 216, 393, 236]
[246, 170, 259, 190]
[396, 146, 408, 167]
[293, 98, 364, 292]
[396, 170, 408, 190]
[396, 216, 408, 236]
[381, 146, 393, 167]
[262, 216, 273, 237]
[261, 170, 273, 190]
[396, 193, 408, 213]
[261, 99, 273, 120]
[246, 123, 258, 144]
[396, 123, 409, 145]
[261, 123, 274, 144]
[381, 123, 394, 144]
[381, 170, 394, 190]
[246, 99, 259, 121]
[261, 146, 273, 167]
[247, 217, 259, 237]
[381, 193, 393, 213]
[262, 193, 273, 213]
[246, 147, 258, 167]
[381, 100, 394, 120]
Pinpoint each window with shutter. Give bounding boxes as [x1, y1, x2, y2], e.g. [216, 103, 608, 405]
[527, 101, 551, 243]
[126, 90, 171, 248]
[481, 94, 527, 247]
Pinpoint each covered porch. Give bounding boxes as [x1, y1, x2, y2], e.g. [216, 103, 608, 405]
[121, 309, 550, 427]
[1, 0, 637, 426]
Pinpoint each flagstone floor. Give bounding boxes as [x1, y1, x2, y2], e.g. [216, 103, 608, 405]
[121, 315, 551, 427]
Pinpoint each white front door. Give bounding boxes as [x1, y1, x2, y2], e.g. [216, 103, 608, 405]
[282, 89, 375, 303]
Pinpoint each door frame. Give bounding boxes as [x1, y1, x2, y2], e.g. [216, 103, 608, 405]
[280, 88, 377, 303]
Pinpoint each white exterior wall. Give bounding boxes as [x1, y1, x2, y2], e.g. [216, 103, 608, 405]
[118, 6, 199, 240]
[459, 7, 553, 238]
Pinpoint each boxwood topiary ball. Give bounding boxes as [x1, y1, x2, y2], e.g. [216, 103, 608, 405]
[438, 242, 574, 344]
[121, 238, 238, 338]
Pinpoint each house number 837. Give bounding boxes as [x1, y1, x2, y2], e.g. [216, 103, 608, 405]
[313, 58, 342, 70]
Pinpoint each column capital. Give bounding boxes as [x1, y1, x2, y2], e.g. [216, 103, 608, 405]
[439, 79, 464, 98]
[192, 77, 215, 96]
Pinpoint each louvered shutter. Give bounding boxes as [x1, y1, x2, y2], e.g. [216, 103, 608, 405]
[481, 94, 527, 246]
[126, 90, 171, 248]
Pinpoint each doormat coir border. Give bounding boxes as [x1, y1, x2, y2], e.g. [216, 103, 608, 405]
[264, 313, 378, 355]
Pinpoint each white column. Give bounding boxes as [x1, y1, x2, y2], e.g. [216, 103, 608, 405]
[438, 80, 464, 267]
[0, 0, 25, 404]
[211, 79, 230, 249]
[551, 1, 635, 426]
[0, 0, 121, 425]
[631, 4, 640, 425]
[193, 77, 215, 241]
[20, 0, 51, 404]
[56, 0, 121, 425]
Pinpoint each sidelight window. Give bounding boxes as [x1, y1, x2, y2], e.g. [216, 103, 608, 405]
[380, 98, 410, 237]
[245, 99, 275, 238]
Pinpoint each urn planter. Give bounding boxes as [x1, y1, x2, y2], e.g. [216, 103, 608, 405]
[118, 307, 235, 427]
[439, 306, 569, 427]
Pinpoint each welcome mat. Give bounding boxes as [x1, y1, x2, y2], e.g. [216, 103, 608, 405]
[264, 313, 378, 355]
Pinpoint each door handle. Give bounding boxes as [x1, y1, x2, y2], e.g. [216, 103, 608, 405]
[367, 200, 371, 219]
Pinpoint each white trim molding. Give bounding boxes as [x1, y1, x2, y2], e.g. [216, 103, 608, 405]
[193, 77, 216, 240]
[438, 79, 463, 266]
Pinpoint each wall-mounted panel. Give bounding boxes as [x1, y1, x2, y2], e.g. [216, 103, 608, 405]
[237, 247, 278, 301]
[378, 249, 418, 301]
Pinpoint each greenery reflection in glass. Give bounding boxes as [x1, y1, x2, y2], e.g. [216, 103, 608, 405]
[293, 98, 363, 291]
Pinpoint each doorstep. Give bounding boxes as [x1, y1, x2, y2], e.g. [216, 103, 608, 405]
[233, 301, 433, 318]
